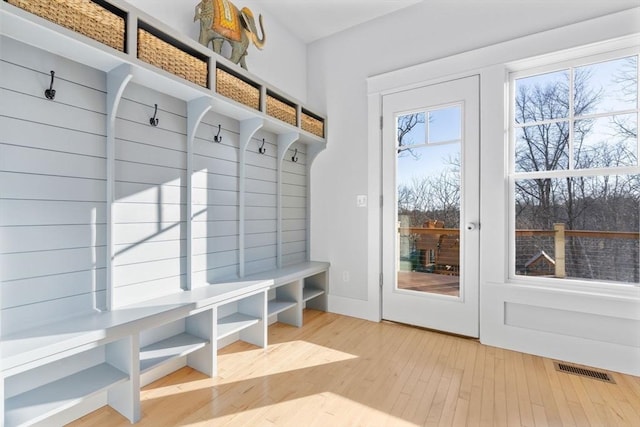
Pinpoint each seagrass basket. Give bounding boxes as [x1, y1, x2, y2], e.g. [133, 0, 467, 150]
[7, 0, 125, 51]
[301, 110, 325, 138]
[266, 93, 297, 126]
[215, 67, 260, 111]
[137, 28, 208, 88]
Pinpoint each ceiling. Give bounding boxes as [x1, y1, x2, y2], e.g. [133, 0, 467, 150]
[256, 0, 423, 43]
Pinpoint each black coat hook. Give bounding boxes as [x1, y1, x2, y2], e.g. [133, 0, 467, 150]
[44, 70, 56, 100]
[258, 138, 266, 154]
[291, 148, 298, 163]
[214, 124, 222, 142]
[150, 104, 159, 127]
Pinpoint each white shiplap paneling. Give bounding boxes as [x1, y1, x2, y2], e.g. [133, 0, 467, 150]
[0, 38, 107, 334]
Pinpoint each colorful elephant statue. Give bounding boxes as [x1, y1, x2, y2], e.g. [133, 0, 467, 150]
[194, 0, 265, 70]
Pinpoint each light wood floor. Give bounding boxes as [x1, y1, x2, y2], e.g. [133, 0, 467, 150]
[71, 310, 640, 426]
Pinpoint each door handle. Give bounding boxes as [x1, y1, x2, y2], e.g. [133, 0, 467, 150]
[466, 222, 479, 231]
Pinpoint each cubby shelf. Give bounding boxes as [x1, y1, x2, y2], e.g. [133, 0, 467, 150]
[4, 364, 128, 427]
[268, 300, 298, 317]
[139, 333, 209, 374]
[217, 313, 261, 341]
[0, 0, 327, 145]
[303, 287, 325, 303]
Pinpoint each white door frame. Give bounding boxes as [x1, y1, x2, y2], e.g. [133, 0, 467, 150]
[380, 76, 480, 337]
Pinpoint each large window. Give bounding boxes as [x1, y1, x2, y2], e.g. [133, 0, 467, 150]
[510, 52, 639, 284]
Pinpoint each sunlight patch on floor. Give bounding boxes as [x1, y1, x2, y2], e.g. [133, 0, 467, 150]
[215, 340, 358, 383]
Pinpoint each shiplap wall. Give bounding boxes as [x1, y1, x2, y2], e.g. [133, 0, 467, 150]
[245, 136, 278, 275]
[0, 37, 107, 334]
[0, 37, 309, 330]
[282, 146, 308, 266]
[192, 114, 241, 284]
[112, 84, 188, 307]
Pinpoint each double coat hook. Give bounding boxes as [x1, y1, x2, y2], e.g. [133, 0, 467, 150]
[150, 104, 159, 127]
[291, 148, 298, 163]
[214, 124, 222, 142]
[258, 138, 266, 154]
[44, 70, 56, 100]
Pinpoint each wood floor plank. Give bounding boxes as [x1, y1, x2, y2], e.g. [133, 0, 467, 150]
[68, 310, 640, 427]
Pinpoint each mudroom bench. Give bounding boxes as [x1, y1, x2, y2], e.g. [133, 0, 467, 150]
[1, 261, 330, 426]
[237, 261, 330, 328]
[1, 279, 272, 427]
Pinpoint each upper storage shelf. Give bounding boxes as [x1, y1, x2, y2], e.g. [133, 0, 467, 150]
[0, 0, 326, 144]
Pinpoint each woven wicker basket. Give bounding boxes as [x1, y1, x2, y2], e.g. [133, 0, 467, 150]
[301, 111, 324, 138]
[7, 0, 125, 51]
[266, 94, 297, 126]
[216, 67, 260, 111]
[137, 29, 208, 88]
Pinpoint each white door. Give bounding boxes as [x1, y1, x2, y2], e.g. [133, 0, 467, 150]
[382, 76, 480, 337]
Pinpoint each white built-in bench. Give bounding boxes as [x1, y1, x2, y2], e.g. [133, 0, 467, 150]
[238, 261, 330, 328]
[0, 262, 329, 427]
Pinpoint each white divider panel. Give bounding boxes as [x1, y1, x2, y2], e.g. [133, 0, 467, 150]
[0, 37, 107, 335]
[192, 112, 241, 284]
[111, 83, 188, 307]
[282, 145, 308, 266]
[245, 131, 278, 275]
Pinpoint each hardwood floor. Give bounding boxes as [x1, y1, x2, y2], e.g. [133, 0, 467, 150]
[71, 310, 640, 426]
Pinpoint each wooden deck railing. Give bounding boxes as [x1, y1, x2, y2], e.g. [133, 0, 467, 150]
[399, 224, 639, 278]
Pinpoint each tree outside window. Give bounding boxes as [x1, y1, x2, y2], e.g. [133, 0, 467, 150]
[512, 55, 639, 283]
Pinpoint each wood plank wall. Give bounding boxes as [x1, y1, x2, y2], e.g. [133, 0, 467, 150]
[0, 37, 309, 333]
[282, 146, 307, 266]
[0, 37, 108, 334]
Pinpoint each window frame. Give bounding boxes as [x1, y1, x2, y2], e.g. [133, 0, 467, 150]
[507, 46, 640, 289]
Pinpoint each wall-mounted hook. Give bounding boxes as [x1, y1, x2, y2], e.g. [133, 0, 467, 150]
[214, 124, 223, 142]
[149, 104, 159, 127]
[258, 138, 266, 154]
[44, 70, 56, 100]
[291, 148, 299, 163]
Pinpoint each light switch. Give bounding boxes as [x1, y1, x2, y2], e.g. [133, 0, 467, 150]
[356, 195, 367, 207]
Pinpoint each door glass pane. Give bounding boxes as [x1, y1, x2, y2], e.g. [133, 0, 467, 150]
[396, 107, 462, 297]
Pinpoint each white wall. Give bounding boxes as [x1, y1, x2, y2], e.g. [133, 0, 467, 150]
[125, 0, 308, 103]
[308, 2, 640, 375]
[308, 0, 640, 311]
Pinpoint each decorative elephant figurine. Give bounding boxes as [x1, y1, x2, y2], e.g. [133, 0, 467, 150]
[194, 0, 265, 70]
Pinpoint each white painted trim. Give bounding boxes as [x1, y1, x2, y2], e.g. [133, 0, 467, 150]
[277, 133, 300, 268]
[367, 8, 640, 95]
[328, 294, 379, 323]
[238, 118, 264, 278]
[106, 64, 133, 311]
[186, 98, 212, 289]
[364, 7, 640, 375]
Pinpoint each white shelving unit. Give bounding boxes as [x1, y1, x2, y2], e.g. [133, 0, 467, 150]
[3, 334, 139, 427]
[0, 0, 327, 145]
[216, 290, 267, 349]
[0, 1, 327, 424]
[5, 364, 128, 427]
[139, 333, 208, 374]
[241, 262, 330, 328]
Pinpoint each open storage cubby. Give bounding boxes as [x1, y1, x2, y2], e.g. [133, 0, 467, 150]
[138, 309, 213, 387]
[303, 270, 328, 311]
[5, 0, 127, 52]
[216, 290, 267, 349]
[1, 0, 326, 141]
[240, 262, 330, 328]
[3, 337, 135, 427]
[137, 20, 209, 88]
[266, 90, 297, 126]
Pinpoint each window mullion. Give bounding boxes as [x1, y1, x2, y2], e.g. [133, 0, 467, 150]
[568, 66, 575, 171]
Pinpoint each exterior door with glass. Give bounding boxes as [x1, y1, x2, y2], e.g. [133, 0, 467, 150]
[381, 76, 480, 337]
